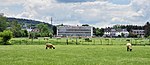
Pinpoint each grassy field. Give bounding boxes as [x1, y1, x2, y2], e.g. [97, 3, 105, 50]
[10, 37, 150, 45]
[0, 45, 150, 65]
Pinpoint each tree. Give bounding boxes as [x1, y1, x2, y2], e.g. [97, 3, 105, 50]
[0, 30, 13, 45]
[113, 25, 121, 29]
[144, 22, 150, 37]
[0, 16, 7, 32]
[147, 35, 150, 44]
[121, 33, 125, 37]
[93, 27, 96, 36]
[94, 28, 104, 37]
[95, 28, 101, 36]
[82, 24, 89, 26]
[20, 30, 28, 37]
[53, 26, 57, 35]
[99, 28, 104, 36]
[112, 24, 144, 32]
[36, 23, 52, 37]
[23, 30, 28, 37]
[9, 21, 22, 37]
[49, 33, 53, 38]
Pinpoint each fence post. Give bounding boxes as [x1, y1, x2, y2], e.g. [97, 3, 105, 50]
[108, 39, 109, 45]
[66, 38, 68, 45]
[111, 39, 113, 45]
[39, 39, 40, 45]
[20, 38, 21, 45]
[76, 38, 78, 45]
[100, 39, 102, 45]
[94, 39, 95, 45]
[31, 38, 33, 45]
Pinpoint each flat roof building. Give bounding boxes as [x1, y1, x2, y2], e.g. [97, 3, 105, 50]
[57, 25, 93, 37]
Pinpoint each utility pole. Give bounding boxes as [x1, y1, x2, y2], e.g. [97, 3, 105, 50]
[51, 17, 53, 25]
[50, 17, 53, 37]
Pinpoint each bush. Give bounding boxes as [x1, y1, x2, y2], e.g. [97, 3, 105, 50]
[0, 37, 3, 45]
[126, 39, 130, 41]
[28, 32, 38, 39]
[79, 37, 82, 39]
[0, 30, 13, 45]
[85, 38, 92, 42]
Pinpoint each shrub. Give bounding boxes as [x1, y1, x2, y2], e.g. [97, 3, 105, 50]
[0, 30, 13, 45]
[28, 32, 38, 39]
[126, 39, 130, 41]
[85, 38, 92, 42]
[79, 37, 82, 39]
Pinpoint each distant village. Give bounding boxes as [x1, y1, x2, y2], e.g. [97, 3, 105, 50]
[56, 25, 146, 38]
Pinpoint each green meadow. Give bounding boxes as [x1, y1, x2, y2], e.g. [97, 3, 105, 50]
[10, 37, 150, 45]
[0, 38, 150, 65]
[0, 45, 150, 65]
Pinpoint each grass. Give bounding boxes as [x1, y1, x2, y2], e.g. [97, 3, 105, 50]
[0, 45, 150, 65]
[10, 37, 150, 45]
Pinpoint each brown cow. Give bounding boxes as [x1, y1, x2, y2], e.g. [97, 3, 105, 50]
[46, 43, 55, 49]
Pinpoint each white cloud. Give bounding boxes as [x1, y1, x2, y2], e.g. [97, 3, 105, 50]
[0, 0, 150, 28]
[112, 17, 125, 22]
[0, 0, 26, 6]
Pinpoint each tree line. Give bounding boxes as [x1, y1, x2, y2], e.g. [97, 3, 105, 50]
[1, 16, 150, 38]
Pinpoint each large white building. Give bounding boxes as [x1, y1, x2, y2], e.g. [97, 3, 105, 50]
[57, 25, 93, 37]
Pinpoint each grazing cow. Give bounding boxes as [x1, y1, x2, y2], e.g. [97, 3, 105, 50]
[46, 43, 55, 49]
[126, 43, 132, 51]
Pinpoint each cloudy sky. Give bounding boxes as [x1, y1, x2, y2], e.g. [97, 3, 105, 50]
[0, 0, 150, 28]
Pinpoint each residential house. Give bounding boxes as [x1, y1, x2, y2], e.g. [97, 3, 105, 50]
[131, 30, 145, 37]
[22, 24, 39, 33]
[103, 28, 129, 37]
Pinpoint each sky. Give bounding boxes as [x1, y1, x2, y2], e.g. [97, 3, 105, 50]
[0, 0, 150, 28]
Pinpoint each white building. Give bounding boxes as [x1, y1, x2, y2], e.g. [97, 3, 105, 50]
[57, 25, 93, 37]
[131, 30, 145, 36]
[22, 24, 39, 33]
[104, 28, 129, 37]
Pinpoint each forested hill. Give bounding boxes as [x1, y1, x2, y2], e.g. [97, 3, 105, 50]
[6, 17, 53, 27]
[6, 17, 57, 35]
